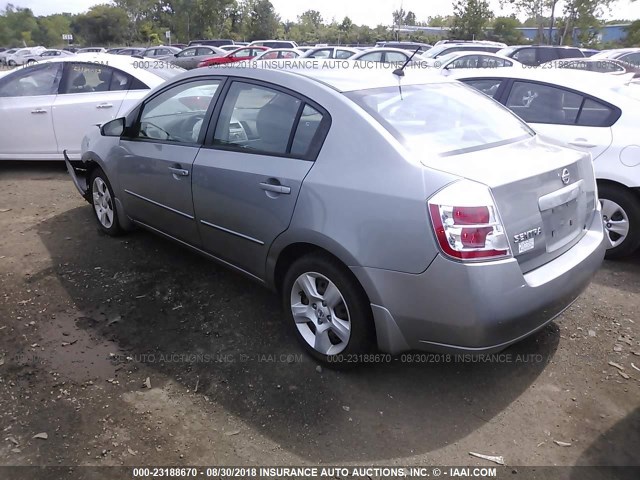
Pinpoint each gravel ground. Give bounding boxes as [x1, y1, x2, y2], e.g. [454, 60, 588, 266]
[0, 162, 638, 478]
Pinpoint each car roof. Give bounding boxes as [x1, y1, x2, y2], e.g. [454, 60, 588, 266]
[181, 59, 455, 92]
[450, 66, 635, 100]
[30, 53, 177, 87]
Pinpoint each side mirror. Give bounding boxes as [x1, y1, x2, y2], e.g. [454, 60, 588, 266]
[100, 117, 125, 137]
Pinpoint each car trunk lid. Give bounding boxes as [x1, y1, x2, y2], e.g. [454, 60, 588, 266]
[422, 136, 598, 272]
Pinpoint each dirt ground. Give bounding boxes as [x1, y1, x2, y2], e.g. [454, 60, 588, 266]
[0, 162, 638, 477]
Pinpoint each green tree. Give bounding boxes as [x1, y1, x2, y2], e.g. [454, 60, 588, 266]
[246, 0, 279, 40]
[450, 0, 494, 40]
[0, 4, 39, 46]
[491, 16, 523, 43]
[625, 20, 640, 46]
[71, 5, 130, 46]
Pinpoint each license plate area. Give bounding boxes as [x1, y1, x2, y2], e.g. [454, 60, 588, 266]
[543, 199, 581, 253]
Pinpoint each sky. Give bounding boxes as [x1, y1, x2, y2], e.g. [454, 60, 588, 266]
[4, 0, 640, 25]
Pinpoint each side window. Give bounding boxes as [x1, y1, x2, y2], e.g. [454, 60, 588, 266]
[213, 82, 302, 156]
[109, 69, 132, 91]
[232, 48, 252, 57]
[291, 105, 324, 157]
[62, 64, 129, 93]
[450, 55, 480, 69]
[335, 50, 354, 59]
[538, 49, 558, 64]
[262, 51, 279, 59]
[357, 51, 383, 62]
[281, 51, 298, 58]
[462, 79, 503, 98]
[620, 52, 640, 66]
[512, 48, 536, 65]
[385, 52, 408, 63]
[179, 48, 197, 57]
[507, 81, 583, 125]
[577, 99, 616, 127]
[0, 63, 63, 97]
[138, 80, 220, 143]
[308, 49, 331, 58]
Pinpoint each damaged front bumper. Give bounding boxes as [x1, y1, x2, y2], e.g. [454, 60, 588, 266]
[64, 150, 90, 202]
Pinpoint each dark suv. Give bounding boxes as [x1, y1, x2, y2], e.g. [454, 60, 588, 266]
[498, 45, 585, 66]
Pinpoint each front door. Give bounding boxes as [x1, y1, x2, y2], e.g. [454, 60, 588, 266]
[117, 78, 223, 246]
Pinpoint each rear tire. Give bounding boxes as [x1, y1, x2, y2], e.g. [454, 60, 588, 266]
[282, 253, 375, 367]
[89, 167, 123, 236]
[599, 183, 640, 259]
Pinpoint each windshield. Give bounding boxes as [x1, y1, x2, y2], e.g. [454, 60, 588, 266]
[345, 82, 533, 157]
[422, 45, 449, 58]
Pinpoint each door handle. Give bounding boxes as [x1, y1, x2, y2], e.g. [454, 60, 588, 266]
[168, 167, 189, 177]
[259, 182, 291, 194]
[96, 103, 113, 109]
[569, 139, 597, 148]
[31, 108, 47, 114]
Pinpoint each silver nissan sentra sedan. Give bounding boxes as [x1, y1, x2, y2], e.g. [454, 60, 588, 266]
[65, 63, 606, 365]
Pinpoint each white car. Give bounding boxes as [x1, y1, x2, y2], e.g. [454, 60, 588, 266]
[426, 51, 521, 73]
[0, 48, 19, 65]
[0, 54, 184, 161]
[350, 48, 426, 64]
[39, 49, 75, 58]
[77, 47, 107, 54]
[253, 48, 303, 60]
[5, 46, 46, 66]
[451, 67, 640, 257]
[301, 46, 359, 59]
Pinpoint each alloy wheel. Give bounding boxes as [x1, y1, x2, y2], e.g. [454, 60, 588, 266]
[92, 177, 114, 229]
[601, 198, 630, 249]
[290, 272, 351, 356]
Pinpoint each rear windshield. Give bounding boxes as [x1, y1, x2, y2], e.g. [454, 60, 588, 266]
[346, 82, 533, 157]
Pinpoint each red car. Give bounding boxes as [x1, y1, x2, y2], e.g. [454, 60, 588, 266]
[197, 46, 269, 67]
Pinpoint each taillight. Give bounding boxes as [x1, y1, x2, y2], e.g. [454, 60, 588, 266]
[428, 180, 511, 261]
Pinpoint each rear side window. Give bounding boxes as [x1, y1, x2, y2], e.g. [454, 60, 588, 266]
[577, 99, 616, 127]
[213, 82, 328, 159]
[558, 48, 583, 59]
[61, 64, 136, 93]
[506, 81, 619, 127]
[538, 49, 558, 64]
[507, 81, 582, 124]
[291, 105, 324, 156]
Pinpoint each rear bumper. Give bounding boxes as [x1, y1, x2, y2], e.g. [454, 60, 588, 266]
[352, 209, 606, 354]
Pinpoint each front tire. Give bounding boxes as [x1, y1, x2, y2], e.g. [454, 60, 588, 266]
[89, 167, 123, 236]
[599, 183, 640, 259]
[282, 253, 375, 366]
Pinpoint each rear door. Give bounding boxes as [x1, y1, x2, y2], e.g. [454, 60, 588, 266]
[117, 78, 224, 246]
[52, 62, 130, 156]
[0, 62, 63, 159]
[192, 80, 330, 279]
[503, 80, 615, 160]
